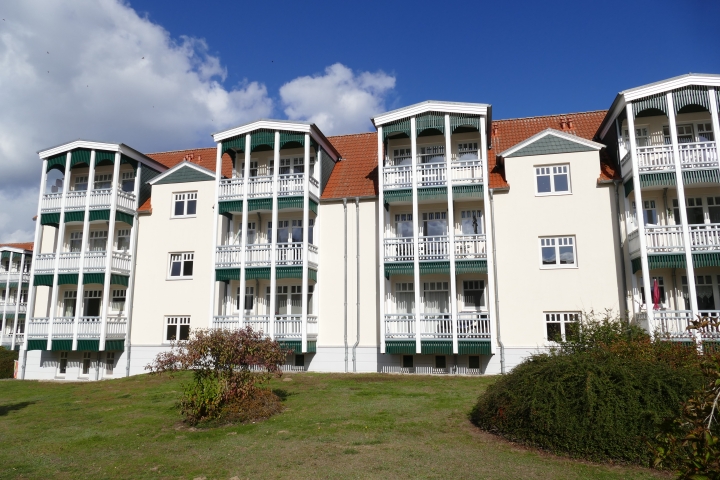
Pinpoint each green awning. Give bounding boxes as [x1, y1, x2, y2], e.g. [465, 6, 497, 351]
[416, 112, 444, 137]
[51, 339, 72, 351]
[83, 273, 104, 285]
[455, 260, 487, 274]
[248, 198, 272, 211]
[121, 155, 138, 171]
[278, 340, 301, 353]
[684, 169, 720, 185]
[385, 262, 414, 278]
[105, 339, 125, 351]
[95, 150, 115, 166]
[633, 94, 667, 118]
[383, 119, 411, 141]
[278, 196, 303, 210]
[310, 200, 318, 215]
[309, 268, 317, 282]
[385, 340, 416, 354]
[250, 129, 275, 152]
[458, 340, 491, 355]
[635, 170, 720, 189]
[417, 187, 447, 201]
[219, 200, 243, 215]
[41, 213, 60, 226]
[77, 339, 99, 351]
[89, 209, 110, 222]
[640, 172, 675, 188]
[419, 261, 450, 275]
[27, 339, 47, 351]
[624, 178, 634, 197]
[46, 152, 67, 173]
[384, 189, 412, 204]
[8, 282, 18, 288]
[453, 184, 483, 199]
[276, 266, 302, 279]
[279, 131, 304, 149]
[673, 85, 710, 114]
[111, 274, 129, 286]
[64, 211, 85, 223]
[693, 253, 720, 268]
[58, 274, 78, 285]
[216, 268, 240, 282]
[0, 251, 9, 259]
[307, 340, 316, 353]
[222, 135, 245, 155]
[649, 254, 685, 270]
[70, 148, 92, 168]
[33, 274, 53, 286]
[450, 114, 480, 133]
[246, 267, 270, 280]
[116, 211, 134, 226]
[421, 340, 452, 354]
[631, 258, 642, 274]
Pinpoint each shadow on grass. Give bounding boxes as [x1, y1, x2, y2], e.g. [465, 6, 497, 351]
[0, 401, 35, 416]
[272, 389, 294, 401]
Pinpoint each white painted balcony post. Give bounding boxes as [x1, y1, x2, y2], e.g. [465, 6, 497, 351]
[0, 253, 12, 346]
[480, 117, 496, 354]
[377, 126, 387, 353]
[48, 152, 73, 351]
[123, 161, 142, 376]
[667, 93, 699, 324]
[238, 134, 251, 329]
[209, 143, 223, 327]
[11, 252, 27, 350]
[627, 103, 655, 331]
[410, 117, 421, 354]
[708, 88, 720, 179]
[301, 133, 310, 353]
[444, 114, 459, 355]
[99, 152, 121, 351]
[269, 131, 280, 340]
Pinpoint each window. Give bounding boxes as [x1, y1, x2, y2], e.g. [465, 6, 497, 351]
[19, 289, 27, 303]
[236, 286, 254, 312]
[624, 127, 650, 147]
[396, 283, 415, 314]
[169, 253, 194, 278]
[94, 174, 112, 190]
[545, 312, 579, 342]
[294, 354, 305, 367]
[83, 290, 102, 317]
[643, 200, 658, 225]
[682, 276, 715, 310]
[640, 276, 666, 306]
[292, 157, 304, 174]
[166, 316, 190, 341]
[460, 210, 482, 235]
[435, 355, 446, 369]
[121, 172, 135, 192]
[291, 219, 303, 243]
[68, 232, 83, 252]
[309, 218, 315, 245]
[402, 355, 413, 368]
[708, 197, 720, 224]
[63, 291, 77, 317]
[391, 148, 411, 166]
[395, 214, 413, 237]
[421, 212, 447, 236]
[423, 282, 449, 314]
[697, 123, 714, 142]
[111, 289, 126, 314]
[664, 124, 694, 144]
[246, 222, 256, 245]
[462, 280, 485, 310]
[540, 236, 576, 268]
[468, 356, 480, 369]
[82, 352, 91, 376]
[419, 145, 445, 164]
[58, 352, 68, 375]
[73, 175, 88, 191]
[307, 285, 314, 315]
[673, 198, 704, 225]
[272, 285, 302, 315]
[105, 352, 115, 375]
[173, 192, 197, 218]
[290, 285, 302, 314]
[535, 165, 570, 195]
[89, 231, 107, 251]
[457, 142, 479, 160]
[116, 229, 130, 252]
[239, 161, 259, 178]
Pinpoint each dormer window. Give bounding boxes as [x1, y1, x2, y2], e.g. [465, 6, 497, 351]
[535, 165, 570, 195]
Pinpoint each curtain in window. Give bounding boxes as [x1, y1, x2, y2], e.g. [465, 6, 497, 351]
[424, 291, 449, 313]
[291, 294, 302, 314]
[396, 292, 415, 314]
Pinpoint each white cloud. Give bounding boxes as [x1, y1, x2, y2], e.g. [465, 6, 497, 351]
[0, 188, 38, 243]
[279, 63, 396, 135]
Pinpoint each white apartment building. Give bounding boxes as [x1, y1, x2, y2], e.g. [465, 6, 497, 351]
[14, 73, 720, 380]
[0, 243, 32, 351]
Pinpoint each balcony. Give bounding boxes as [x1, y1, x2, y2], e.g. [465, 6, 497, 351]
[26, 316, 127, 342]
[215, 243, 318, 269]
[40, 189, 137, 213]
[33, 251, 132, 275]
[218, 173, 320, 202]
[211, 314, 317, 340]
[0, 271, 30, 284]
[632, 141, 718, 174]
[0, 302, 27, 313]
[454, 235, 487, 259]
[384, 312, 491, 341]
[628, 224, 720, 259]
[383, 153, 484, 190]
[384, 235, 486, 263]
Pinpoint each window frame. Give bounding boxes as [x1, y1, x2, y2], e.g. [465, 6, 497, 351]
[168, 252, 194, 280]
[461, 280, 486, 311]
[534, 164, 571, 196]
[172, 191, 198, 219]
[539, 236, 578, 269]
[105, 352, 115, 376]
[544, 312, 580, 342]
[57, 351, 69, 377]
[165, 316, 191, 343]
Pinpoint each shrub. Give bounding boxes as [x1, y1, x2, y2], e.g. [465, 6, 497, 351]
[0, 347, 18, 379]
[470, 311, 711, 465]
[147, 327, 287, 425]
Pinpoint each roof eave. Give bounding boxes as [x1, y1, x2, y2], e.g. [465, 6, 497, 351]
[372, 100, 490, 126]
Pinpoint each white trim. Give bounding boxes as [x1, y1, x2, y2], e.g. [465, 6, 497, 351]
[147, 161, 215, 185]
[37, 141, 165, 172]
[0, 247, 30, 254]
[621, 73, 720, 101]
[499, 128, 604, 158]
[372, 101, 489, 126]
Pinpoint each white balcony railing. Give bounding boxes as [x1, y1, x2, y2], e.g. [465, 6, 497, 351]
[64, 190, 87, 210]
[383, 165, 413, 190]
[89, 189, 113, 209]
[83, 251, 107, 271]
[457, 313, 491, 339]
[17, 303, 27, 314]
[111, 252, 132, 274]
[274, 315, 302, 338]
[454, 234, 486, 259]
[41, 187, 136, 212]
[246, 315, 270, 335]
[27, 318, 49, 337]
[58, 252, 82, 272]
[645, 225, 684, 253]
[216, 245, 244, 268]
[635, 141, 718, 173]
[384, 314, 415, 339]
[246, 244, 272, 266]
[450, 160, 483, 184]
[655, 310, 694, 338]
[309, 176, 320, 198]
[219, 174, 318, 200]
[276, 243, 303, 266]
[419, 236, 449, 260]
[50, 317, 75, 338]
[308, 244, 319, 266]
[637, 145, 674, 172]
[307, 315, 318, 337]
[247, 176, 273, 198]
[33, 254, 56, 274]
[41, 193, 63, 211]
[0, 271, 31, 283]
[416, 164, 446, 187]
[384, 237, 414, 262]
[116, 190, 137, 211]
[77, 317, 101, 337]
[212, 315, 240, 330]
[689, 224, 720, 251]
[698, 311, 720, 340]
[627, 229, 640, 257]
[679, 141, 719, 169]
[278, 174, 303, 196]
[106, 317, 127, 338]
[219, 178, 244, 200]
[420, 314, 452, 339]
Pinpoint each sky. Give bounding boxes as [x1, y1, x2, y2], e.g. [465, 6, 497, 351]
[0, 0, 718, 242]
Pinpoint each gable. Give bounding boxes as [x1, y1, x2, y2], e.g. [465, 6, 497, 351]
[505, 134, 596, 158]
[153, 164, 215, 185]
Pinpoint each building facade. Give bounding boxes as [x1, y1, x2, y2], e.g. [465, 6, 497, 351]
[14, 73, 720, 380]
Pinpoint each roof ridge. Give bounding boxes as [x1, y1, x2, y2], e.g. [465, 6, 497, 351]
[328, 132, 377, 139]
[494, 109, 608, 123]
[145, 147, 215, 155]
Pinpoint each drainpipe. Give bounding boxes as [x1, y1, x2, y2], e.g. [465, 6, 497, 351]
[489, 189, 505, 374]
[614, 181, 629, 318]
[124, 216, 141, 377]
[343, 198, 348, 373]
[352, 197, 360, 372]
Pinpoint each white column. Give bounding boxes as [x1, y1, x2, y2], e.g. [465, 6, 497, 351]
[480, 117, 497, 354]
[708, 88, 720, 178]
[238, 136, 251, 329]
[410, 117, 421, 355]
[377, 127, 386, 354]
[301, 134, 310, 353]
[11, 252, 27, 350]
[667, 93, 698, 322]
[47, 152, 73, 351]
[99, 153, 121, 351]
[444, 115, 458, 354]
[626, 103, 655, 331]
[623, 192, 639, 315]
[72, 150, 96, 350]
[0, 253, 12, 346]
[123, 162, 142, 376]
[208, 143, 223, 326]
[269, 131, 280, 340]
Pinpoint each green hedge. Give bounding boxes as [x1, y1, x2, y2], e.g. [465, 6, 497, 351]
[0, 347, 18, 379]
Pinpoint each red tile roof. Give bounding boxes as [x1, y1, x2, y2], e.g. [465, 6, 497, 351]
[323, 132, 378, 199]
[0, 242, 34, 251]
[488, 110, 613, 188]
[145, 147, 232, 179]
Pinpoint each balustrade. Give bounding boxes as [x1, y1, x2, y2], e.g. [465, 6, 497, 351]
[50, 317, 74, 338]
[679, 141, 719, 169]
[307, 315, 318, 336]
[416, 163, 446, 187]
[105, 317, 127, 337]
[384, 237, 414, 262]
[276, 243, 303, 266]
[454, 235, 486, 259]
[278, 174, 304, 196]
[420, 314, 452, 339]
[58, 252, 81, 272]
[274, 315, 302, 338]
[384, 314, 415, 339]
[308, 244, 319, 266]
[655, 310, 694, 338]
[383, 165, 412, 189]
[245, 315, 270, 334]
[644, 225, 684, 253]
[218, 177, 244, 200]
[212, 315, 240, 330]
[419, 236, 449, 260]
[450, 160, 483, 184]
[689, 224, 720, 251]
[457, 313, 491, 339]
[116, 190, 137, 211]
[111, 252, 132, 274]
[77, 317, 101, 337]
[636, 145, 674, 172]
[246, 176, 273, 198]
[83, 251, 107, 271]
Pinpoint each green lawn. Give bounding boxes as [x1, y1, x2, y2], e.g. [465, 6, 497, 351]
[0, 372, 667, 479]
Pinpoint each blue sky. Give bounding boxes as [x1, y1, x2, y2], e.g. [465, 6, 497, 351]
[129, 0, 720, 121]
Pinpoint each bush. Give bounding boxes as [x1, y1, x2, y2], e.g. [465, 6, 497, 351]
[470, 311, 712, 465]
[147, 327, 287, 425]
[0, 347, 18, 379]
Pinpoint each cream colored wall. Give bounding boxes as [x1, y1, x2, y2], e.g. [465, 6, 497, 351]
[317, 199, 379, 348]
[39, 225, 57, 254]
[131, 179, 216, 345]
[493, 150, 624, 346]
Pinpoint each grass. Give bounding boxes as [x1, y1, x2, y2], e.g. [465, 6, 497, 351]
[0, 372, 668, 479]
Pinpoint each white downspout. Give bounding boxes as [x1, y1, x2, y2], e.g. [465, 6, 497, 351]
[489, 189, 504, 374]
[352, 197, 360, 372]
[343, 198, 348, 373]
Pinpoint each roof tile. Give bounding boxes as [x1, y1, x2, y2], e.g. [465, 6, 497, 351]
[0, 242, 34, 251]
[322, 132, 378, 199]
